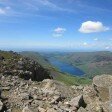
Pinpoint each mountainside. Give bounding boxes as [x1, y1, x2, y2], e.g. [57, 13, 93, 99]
[43, 51, 112, 78]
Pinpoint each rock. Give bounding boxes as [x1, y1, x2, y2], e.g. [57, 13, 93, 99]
[47, 108, 57, 112]
[2, 86, 10, 90]
[7, 109, 12, 112]
[50, 95, 64, 104]
[41, 79, 75, 99]
[83, 85, 97, 104]
[32, 95, 38, 100]
[21, 93, 30, 100]
[101, 101, 109, 112]
[69, 95, 86, 108]
[83, 85, 104, 112]
[38, 107, 46, 112]
[71, 85, 84, 90]
[22, 106, 32, 112]
[77, 107, 87, 112]
[0, 100, 3, 111]
[93, 74, 112, 102]
[0, 56, 4, 60]
[86, 103, 103, 112]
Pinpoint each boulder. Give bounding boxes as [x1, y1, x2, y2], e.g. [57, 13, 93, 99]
[50, 95, 64, 104]
[41, 79, 75, 99]
[0, 56, 4, 60]
[93, 75, 112, 102]
[47, 108, 57, 112]
[69, 95, 86, 108]
[77, 107, 87, 112]
[22, 106, 32, 112]
[21, 93, 30, 100]
[0, 100, 3, 111]
[38, 107, 46, 112]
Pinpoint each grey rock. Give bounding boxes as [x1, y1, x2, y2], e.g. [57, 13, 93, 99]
[0, 100, 3, 111]
[21, 93, 30, 100]
[22, 106, 33, 112]
[69, 95, 86, 108]
[77, 107, 87, 112]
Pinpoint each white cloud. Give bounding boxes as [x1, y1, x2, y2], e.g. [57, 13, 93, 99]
[0, 0, 74, 18]
[79, 21, 109, 33]
[52, 33, 63, 37]
[54, 27, 66, 33]
[0, 6, 11, 15]
[94, 38, 98, 41]
[105, 46, 110, 50]
[53, 27, 66, 37]
[0, 8, 6, 14]
[83, 42, 88, 46]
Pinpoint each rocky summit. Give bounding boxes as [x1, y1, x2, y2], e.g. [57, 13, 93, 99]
[0, 51, 112, 112]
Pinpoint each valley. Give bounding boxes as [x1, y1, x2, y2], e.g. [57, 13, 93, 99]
[41, 51, 112, 78]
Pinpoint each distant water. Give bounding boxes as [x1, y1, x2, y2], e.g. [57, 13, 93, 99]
[48, 58, 85, 76]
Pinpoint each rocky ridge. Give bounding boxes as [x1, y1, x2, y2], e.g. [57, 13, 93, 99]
[0, 51, 51, 81]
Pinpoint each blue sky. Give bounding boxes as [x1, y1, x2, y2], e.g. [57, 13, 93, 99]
[0, 0, 112, 51]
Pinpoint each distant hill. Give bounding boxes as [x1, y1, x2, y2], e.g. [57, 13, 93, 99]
[43, 51, 112, 78]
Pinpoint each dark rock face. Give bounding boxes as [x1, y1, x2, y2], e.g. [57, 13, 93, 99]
[17, 58, 51, 81]
[0, 56, 4, 60]
[0, 51, 51, 81]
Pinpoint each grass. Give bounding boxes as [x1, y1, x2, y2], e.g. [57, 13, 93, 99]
[55, 72, 92, 86]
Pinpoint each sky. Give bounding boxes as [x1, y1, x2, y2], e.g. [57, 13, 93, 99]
[0, 0, 112, 51]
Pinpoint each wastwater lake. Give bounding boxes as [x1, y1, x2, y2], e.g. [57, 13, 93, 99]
[48, 58, 85, 76]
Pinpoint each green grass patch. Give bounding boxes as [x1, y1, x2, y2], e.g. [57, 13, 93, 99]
[55, 72, 92, 86]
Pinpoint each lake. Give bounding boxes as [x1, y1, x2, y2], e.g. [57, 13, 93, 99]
[48, 58, 85, 76]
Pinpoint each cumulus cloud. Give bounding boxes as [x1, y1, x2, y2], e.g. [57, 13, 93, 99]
[52, 33, 63, 37]
[79, 21, 109, 33]
[83, 42, 88, 46]
[0, 8, 7, 14]
[94, 38, 98, 41]
[0, 6, 11, 15]
[105, 46, 111, 50]
[53, 27, 66, 37]
[54, 27, 66, 33]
